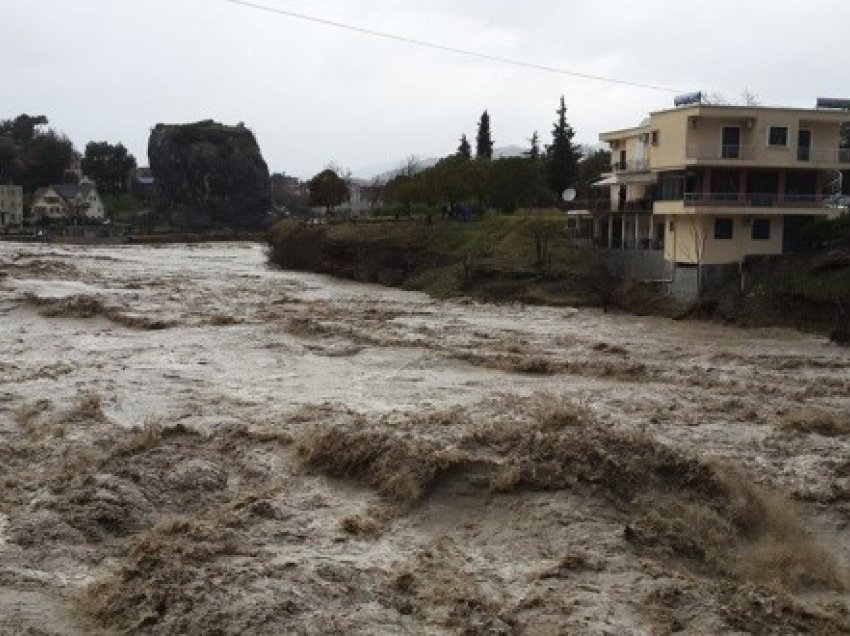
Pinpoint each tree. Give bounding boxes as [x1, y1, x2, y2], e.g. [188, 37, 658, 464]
[525, 131, 540, 161]
[0, 114, 48, 146]
[545, 96, 580, 198]
[81, 141, 137, 194]
[270, 172, 311, 217]
[0, 115, 75, 192]
[308, 168, 349, 215]
[575, 148, 612, 204]
[740, 88, 760, 106]
[457, 134, 471, 160]
[475, 110, 493, 160]
[487, 157, 541, 213]
[15, 130, 76, 193]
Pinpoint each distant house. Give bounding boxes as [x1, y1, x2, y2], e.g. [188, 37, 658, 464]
[0, 185, 24, 229]
[336, 180, 383, 218]
[30, 180, 106, 223]
[129, 167, 155, 196]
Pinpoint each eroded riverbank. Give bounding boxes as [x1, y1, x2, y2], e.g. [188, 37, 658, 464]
[1, 242, 848, 633]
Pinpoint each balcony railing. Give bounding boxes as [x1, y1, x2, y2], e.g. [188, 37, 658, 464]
[686, 144, 850, 163]
[686, 144, 755, 160]
[611, 158, 649, 172]
[683, 192, 828, 207]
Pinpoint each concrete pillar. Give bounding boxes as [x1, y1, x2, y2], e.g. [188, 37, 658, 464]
[607, 215, 613, 248]
[621, 214, 627, 250]
[738, 169, 748, 204]
[635, 214, 641, 249]
[778, 169, 787, 204]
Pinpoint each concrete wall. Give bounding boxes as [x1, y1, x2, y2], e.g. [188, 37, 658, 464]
[648, 109, 688, 169]
[662, 213, 784, 265]
[667, 263, 739, 305]
[604, 248, 737, 306]
[606, 249, 672, 281]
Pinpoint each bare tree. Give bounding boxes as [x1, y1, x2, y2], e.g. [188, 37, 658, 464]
[740, 88, 761, 106]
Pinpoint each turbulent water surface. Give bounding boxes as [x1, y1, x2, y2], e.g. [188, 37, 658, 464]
[1, 242, 849, 634]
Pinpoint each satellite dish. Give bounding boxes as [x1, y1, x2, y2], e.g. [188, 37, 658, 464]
[562, 188, 576, 202]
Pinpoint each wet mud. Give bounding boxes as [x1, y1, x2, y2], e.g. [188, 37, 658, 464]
[1, 242, 849, 634]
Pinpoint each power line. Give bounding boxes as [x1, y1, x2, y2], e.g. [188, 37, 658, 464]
[227, 0, 681, 93]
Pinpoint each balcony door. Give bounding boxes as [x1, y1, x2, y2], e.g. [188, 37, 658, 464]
[721, 126, 741, 159]
[797, 129, 811, 161]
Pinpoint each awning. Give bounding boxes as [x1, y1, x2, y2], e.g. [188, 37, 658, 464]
[592, 175, 618, 187]
[592, 173, 658, 187]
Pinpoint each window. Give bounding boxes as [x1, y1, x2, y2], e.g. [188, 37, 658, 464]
[669, 220, 675, 232]
[751, 218, 770, 240]
[768, 126, 788, 147]
[651, 130, 659, 145]
[714, 217, 734, 239]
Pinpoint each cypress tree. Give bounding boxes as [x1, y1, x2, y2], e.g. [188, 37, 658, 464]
[457, 133, 472, 159]
[475, 111, 493, 160]
[546, 96, 580, 196]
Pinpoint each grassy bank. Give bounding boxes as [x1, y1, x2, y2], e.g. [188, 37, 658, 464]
[267, 214, 611, 306]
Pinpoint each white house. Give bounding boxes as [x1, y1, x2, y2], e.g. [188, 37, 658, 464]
[30, 179, 106, 223]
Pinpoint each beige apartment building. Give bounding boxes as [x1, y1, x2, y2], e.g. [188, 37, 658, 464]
[596, 100, 849, 292]
[0, 185, 24, 230]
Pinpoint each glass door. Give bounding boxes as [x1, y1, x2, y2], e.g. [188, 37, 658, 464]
[797, 129, 811, 161]
[722, 126, 741, 159]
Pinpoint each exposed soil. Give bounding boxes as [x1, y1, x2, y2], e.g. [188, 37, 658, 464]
[1, 242, 849, 634]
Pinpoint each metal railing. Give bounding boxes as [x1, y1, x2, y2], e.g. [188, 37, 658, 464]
[683, 192, 827, 207]
[686, 143, 850, 163]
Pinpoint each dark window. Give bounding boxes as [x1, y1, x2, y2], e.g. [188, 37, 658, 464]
[751, 218, 770, 240]
[768, 126, 788, 147]
[669, 220, 675, 232]
[714, 217, 734, 239]
[651, 130, 659, 145]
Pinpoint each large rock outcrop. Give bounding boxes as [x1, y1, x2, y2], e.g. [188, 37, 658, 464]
[148, 121, 271, 229]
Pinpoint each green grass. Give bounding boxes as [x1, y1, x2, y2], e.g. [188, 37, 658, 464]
[102, 193, 149, 223]
[267, 212, 601, 305]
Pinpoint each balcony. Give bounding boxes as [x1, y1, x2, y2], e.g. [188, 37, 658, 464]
[618, 198, 654, 213]
[686, 144, 755, 160]
[686, 143, 850, 164]
[683, 192, 829, 208]
[611, 158, 649, 173]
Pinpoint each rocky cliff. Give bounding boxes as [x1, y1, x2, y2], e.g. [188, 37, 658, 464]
[148, 120, 271, 229]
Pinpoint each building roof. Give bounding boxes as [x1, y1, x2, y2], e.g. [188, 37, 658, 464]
[650, 103, 850, 121]
[134, 167, 155, 184]
[34, 183, 98, 205]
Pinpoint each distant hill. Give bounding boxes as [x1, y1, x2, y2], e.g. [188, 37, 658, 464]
[355, 145, 528, 182]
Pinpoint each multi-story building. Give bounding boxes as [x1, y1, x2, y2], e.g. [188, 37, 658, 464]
[0, 185, 24, 229]
[596, 98, 849, 291]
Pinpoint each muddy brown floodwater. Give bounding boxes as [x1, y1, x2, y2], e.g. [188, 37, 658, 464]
[1, 241, 849, 634]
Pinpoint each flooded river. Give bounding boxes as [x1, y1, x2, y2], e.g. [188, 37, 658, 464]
[1, 242, 848, 633]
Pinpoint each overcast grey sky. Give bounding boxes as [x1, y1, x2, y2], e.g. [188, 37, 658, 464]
[4, 0, 848, 178]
